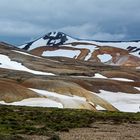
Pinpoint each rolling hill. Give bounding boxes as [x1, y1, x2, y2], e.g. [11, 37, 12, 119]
[0, 32, 140, 112]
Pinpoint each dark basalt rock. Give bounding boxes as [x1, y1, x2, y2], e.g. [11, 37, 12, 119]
[127, 46, 140, 55]
[22, 32, 69, 50]
[23, 41, 34, 50]
[43, 32, 68, 46]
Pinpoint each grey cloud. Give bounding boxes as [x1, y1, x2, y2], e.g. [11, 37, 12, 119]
[58, 24, 101, 38]
[91, 33, 126, 41]
[0, 0, 140, 44]
[0, 20, 45, 36]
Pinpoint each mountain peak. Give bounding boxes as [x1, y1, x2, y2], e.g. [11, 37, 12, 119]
[42, 31, 69, 46]
[19, 31, 76, 50]
[43, 31, 67, 37]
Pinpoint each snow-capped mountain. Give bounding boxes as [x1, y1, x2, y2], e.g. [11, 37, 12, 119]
[19, 32, 140, 67]
[19, 32, 76, 50]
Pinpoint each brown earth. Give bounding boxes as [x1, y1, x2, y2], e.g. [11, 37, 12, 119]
[101, 70, 140, 80]
[0, 79, 42, 103]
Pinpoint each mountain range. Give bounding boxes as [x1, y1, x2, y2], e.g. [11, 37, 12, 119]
[0, 32, 140, 112]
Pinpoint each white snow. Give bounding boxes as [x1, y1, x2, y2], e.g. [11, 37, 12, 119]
[42, 49, 80, 58]
[27, 38, 47, 51]
[96, 90, 140, 112]
[50, 39, 61, 44]
[66, 36, 78, 43]
[18, 44, 27, 49]
[9, 88, 139, 112]
[93, 73, 133, 82]
[67, 44, 97, 60]
[29, 88, 86, 101]
[49, 32, 58, 37]
[136, 67, 140, 69]
[110, 78, 134, 82]
[0, 87, 139, 112]
[93, 73, 107, 79]
[28, 88, 90, 109]
[97, 54, 112, 62]
[0, 98, 63, 108]
[135, 87, 140, 91]
[0, 54, 54, 75]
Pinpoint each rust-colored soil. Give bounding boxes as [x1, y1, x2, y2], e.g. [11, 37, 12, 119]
[0, 79, 41, 102]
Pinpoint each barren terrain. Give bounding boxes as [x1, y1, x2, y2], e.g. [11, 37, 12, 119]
[59, 122, 140, 140]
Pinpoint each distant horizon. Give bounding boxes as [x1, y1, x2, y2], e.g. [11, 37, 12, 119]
[2, 31, 140, 46]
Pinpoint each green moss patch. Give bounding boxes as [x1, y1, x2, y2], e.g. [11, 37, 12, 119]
[0, 105, 140, 136]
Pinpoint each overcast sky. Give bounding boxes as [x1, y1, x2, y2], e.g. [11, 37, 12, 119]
[0, 0, 140, 45]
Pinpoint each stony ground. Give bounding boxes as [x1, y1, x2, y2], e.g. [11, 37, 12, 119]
[59, 121, 140, 140]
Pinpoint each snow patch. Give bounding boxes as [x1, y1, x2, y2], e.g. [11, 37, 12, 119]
[97, 54, 112, 62]
[0, 98, 63, 108]
[28, 88, 90, 109]
[42, 49, 80, 58]
[93, 73, 107, 79]
[110, 78, 134, 82]
[136, 67, 140, 69]
[30, 88, 86, 101]
[96, 90, 140, 112]
[135, 87, 140, 91]
[24, 38, 47, 51]
[68, 45, 97, 60]
[0, 54, 54, 75]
